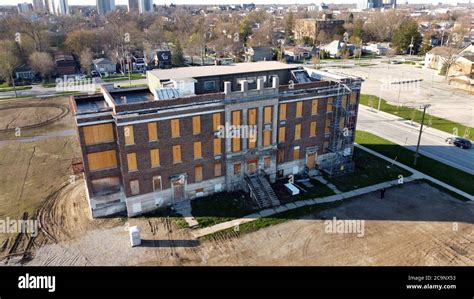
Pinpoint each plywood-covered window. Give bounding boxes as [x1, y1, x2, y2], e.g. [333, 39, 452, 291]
[214, 162, 222, 177]
[310, 121, 317, 137]
[127, 153, 137, 172]
[296, 101, 303, 118]
[350, 93, 358, 105]
[311, 100, 318, 115]
[232, 110, 241, 152]
[213, 138, 221, 156]
[192, 116, 201, 135]
[233, 163, 241, 175]
[264, 156, 271, 169]
[264, 106, 272, 124]
[148, 122, 158, 141]
[263, 129, 271, 146]
[83, 123, 114, 145]
[279, 103, 287, 121]
[212, 113, 221, 131]
[278, 149, 285, 164]
[339, 117, 345, 129]
[327, 98, 333, 113]
[325, 118, 331, 134]
[124, 125, 134, 145]
[172, 145, 182, 163]
[87, 150, 117, 171]
[293, 146, 300, 161]
[278, 127, 286, 143]
[150, 149, 160, 168]
[194, 141, 202, 159]
[195, 165, 203, 182]
[170, 119, 180, 138]
[248, 108, 257, 125]
[295, 124, 302, 140]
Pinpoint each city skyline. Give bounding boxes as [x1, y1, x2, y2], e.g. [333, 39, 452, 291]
[1, 0, 471, 6]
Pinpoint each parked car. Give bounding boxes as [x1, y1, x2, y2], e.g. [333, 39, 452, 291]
[445, 137, 472, 149]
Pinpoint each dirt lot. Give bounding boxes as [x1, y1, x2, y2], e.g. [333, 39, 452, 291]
[0, 97, 82, 262]
[25, 181, 474, 266]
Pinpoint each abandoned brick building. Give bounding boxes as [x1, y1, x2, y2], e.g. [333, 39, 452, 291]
[70, 61, 362, 217]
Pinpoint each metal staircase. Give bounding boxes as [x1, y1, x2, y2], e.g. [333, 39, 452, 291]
[245, 174, 280, 209]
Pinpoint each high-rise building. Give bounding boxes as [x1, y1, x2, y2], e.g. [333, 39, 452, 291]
[357, 0, 396, 10]
[138, 0, 153, 13]
[17, 2, 33, 14]
[128, 0, 139, 13]
[33, 0, 45, 12]
[96, 0, 116, 16]
[47, 0, 69, 15]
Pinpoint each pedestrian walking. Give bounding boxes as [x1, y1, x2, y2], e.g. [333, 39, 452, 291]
[380, 188, 385, 199]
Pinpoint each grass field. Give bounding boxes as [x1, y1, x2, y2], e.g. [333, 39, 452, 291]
[355, 130, 474, 196]
[360, 94, 473, 140]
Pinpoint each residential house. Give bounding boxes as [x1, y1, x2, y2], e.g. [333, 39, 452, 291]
[321, 40, 354, 58]
[362, 43, 388, 56]
[93, 58, 117, 74]
[294, 14, 345, 42]
[424, 46, 462, 73]
[284, 46, 317, 62]
[245, 46, 274, 62]
[54, 53, 79, 76]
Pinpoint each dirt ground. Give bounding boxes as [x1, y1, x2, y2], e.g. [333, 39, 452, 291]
[0, 97, 81, 262]
[24, 181, 474, 266]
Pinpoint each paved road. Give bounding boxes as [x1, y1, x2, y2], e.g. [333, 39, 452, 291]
[357, 105, 474, 175]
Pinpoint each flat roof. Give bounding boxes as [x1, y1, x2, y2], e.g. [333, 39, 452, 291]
[148, 61, 298, 81]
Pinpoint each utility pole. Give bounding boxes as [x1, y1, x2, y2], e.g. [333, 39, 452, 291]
[10, 71, 18, 98]
[413, 104, 431, 166]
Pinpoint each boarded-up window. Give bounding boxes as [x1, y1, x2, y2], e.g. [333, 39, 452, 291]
[153, 176, 162, 191]
[264, 156, 271, 169]
[192, 116, 201, 135]
[172, 145, 182, 163]
[248, 108, 257, 125]
[148, 122, 158, 141]
[293, 146, 300, 161]
[124, 125, 134, 145]
[130, 180, 140, 195]
[311, 100, 318, 115]
[194, 141, 202, 159]
[213, 138, 221, 156]
[214, 162, 222, 177]
[232, 110, 241, 126]
[264, 106, 272, 124]
[327, 98, 333, 112]
[325, 118, 331, 134]
[232, 110, 241, 152]
[350, 93, 358, 105]
[91, 177, 120, 196]
[263, 129, 271, 146]
[296, 101, 303, 118]
[279, 103, 287, 120]
[83, 123, 114, 145]
[171, 119, 180, 138]
[195, 165, 203, 182]
[339, 117, 345, 129]
[150, 149, 160, 167]
[278, 127, 286, 143]
[310, 121, 317, 137]
[87, 150, 117, 171]
[278, 149, 285, 163]
[212, 113, 221, 131]
[233, 163, 241, 175]
[127, 153, 137, 172]
[295, 124, 302, 140]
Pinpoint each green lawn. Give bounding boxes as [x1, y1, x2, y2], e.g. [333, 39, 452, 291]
[140, 206, 189, 229]
[292, 179, 335, 201]
[360, 94, 473, 140]
[0, 86, 32, 92]
[200, 201, 344, 241]
[355, 130, 474, 196]
[323, 146, 412, 192]
[191, 191, 256, 228]
[102, 73, 145, 82]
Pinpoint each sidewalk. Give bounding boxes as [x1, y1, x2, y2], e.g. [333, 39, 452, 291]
[192, 145, 472, 238]
[192, 176, 417, 238]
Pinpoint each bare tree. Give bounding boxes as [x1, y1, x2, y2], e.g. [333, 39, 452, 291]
[29, 51, 54, 82]
[80, 48, 94, 76]
[0, 40, 20, 85]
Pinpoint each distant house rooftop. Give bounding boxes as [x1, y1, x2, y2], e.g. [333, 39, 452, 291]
[147, 61, 297, 81]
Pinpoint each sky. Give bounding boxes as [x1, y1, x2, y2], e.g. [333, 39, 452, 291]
[0, 0, 471, 5]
